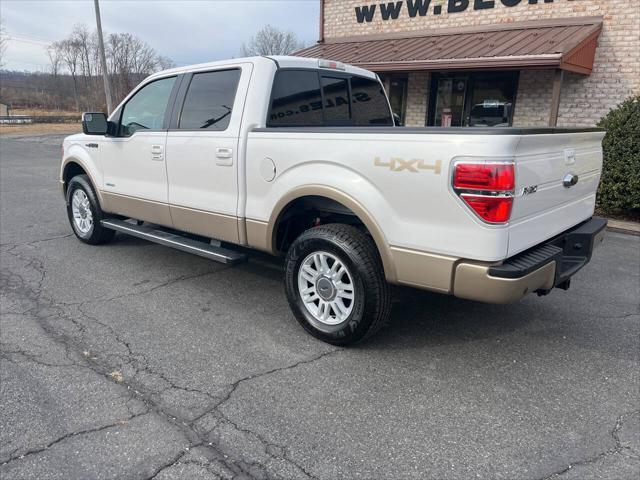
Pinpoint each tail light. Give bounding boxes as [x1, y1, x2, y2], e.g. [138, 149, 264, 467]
[452, 162, 515, 224]
[454, 163, 514, 191]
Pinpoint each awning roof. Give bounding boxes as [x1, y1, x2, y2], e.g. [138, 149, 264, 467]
[295, 17, 603, 75]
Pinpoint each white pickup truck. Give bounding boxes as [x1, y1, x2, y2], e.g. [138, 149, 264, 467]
[61, 56, 607, 345]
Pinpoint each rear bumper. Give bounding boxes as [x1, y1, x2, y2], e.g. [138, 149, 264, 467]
[453, 217, 607, 304]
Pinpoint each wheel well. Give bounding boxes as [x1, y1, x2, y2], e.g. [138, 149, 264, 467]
[62, 162, 87, 194]
[274, 195, 371, 253]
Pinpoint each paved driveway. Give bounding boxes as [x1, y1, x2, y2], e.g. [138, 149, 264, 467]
[1, 135, 638, 480]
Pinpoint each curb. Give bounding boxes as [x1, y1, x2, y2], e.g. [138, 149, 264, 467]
[606, 219, 640, 236]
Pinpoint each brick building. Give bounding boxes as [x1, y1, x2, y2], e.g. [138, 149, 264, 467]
[296, 0, 640, 127]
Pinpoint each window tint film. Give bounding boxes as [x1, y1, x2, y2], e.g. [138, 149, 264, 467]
[120, 76, 176, 136]
[269, 71, 323, 126]
[350, 76, 393, 126]
[321, 76, 350, 124]
[179, 69, 241, 130]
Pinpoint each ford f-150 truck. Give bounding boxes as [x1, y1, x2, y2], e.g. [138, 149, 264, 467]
[61, 56, 607, 345]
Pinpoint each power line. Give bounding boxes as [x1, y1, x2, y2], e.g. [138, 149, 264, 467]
[5, 31, 53, 44]
[6, 35, 51, 47]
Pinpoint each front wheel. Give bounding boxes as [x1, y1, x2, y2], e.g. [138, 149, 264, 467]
[66, 174, 115, 245]
[284, 224, 391, 345]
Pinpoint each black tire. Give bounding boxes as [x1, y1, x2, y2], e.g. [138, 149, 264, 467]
[66, 174, 115, 245]
[284, 224, 391, 346]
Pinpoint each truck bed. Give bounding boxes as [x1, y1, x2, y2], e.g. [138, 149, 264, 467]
[246, 126, 605, 263]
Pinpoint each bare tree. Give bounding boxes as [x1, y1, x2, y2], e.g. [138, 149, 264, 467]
[242, 25, 305, 56]
[0, 22, 9, 68]
[54, 39, 82, 111]
[156, 55, 175, 71]
[2, 23, 174, 112]
[47, 46, 62, 77]
[73, 24, 94, 80]
[45, 46, 63, 109]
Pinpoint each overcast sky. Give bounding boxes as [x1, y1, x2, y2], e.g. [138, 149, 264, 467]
[1, 0, 320, 71]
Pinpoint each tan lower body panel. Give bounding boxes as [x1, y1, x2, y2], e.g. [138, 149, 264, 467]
[384, 244, 557, 304]
[101, 192, 240, 244]
[245, 218, 270, 252]
[390, 246, 458, 293]
[101, 191, 173, 227]
[170, 205, 239, 244]
[453, 261, 556, 304]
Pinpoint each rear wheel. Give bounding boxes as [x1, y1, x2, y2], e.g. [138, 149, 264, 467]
[66, 174, 115, 245]
[284, 224, 391, 345]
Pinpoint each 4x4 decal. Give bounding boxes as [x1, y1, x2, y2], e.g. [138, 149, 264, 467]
[374, 157, 442, 174]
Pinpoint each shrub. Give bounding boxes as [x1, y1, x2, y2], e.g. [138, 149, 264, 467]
[596, 96, 640, 215]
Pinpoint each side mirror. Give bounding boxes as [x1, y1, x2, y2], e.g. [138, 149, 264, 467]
[392, 112, 403, 127]
[82, 112, 108, 135]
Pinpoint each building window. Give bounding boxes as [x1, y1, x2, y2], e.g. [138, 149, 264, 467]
[428, 71, 519, 127]
[381, 74, 408, 126]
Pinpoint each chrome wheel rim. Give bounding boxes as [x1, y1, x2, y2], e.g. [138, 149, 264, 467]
[297, 251, 355, 326]
[71, 189, 93, 235]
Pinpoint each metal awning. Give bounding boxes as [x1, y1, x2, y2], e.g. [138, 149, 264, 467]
[295, 16, 603, 75]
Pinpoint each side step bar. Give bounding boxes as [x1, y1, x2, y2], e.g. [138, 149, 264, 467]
[101, 218, 247, 265]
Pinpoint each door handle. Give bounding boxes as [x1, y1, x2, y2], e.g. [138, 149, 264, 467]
[151, 145, 164, 161]
[216, 147, 233, 166]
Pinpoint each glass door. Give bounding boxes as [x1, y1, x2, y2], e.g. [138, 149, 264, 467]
[431, 75, 468, 127]
[428, 71, 519, 127]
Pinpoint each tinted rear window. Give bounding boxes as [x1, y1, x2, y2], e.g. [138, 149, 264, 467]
[350, 76, 393, 126]
[269, 71, 323, 126]
[267, 70, 392, 127]
[179, 69, 240, 130]
[321, 76, 350, 124]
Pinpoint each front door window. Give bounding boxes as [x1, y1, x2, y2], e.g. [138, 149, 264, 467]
[119, 76, 176, 136]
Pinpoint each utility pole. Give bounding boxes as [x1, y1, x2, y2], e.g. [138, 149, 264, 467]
[93, 0, 113, 114]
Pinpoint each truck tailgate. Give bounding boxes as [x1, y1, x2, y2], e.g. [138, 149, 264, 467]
[508, 131, 606, 257]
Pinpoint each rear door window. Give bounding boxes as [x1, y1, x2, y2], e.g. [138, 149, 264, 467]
[269, 71, 323, 126]
[178, 69, 241, 130]
[350, 76, 393, 126]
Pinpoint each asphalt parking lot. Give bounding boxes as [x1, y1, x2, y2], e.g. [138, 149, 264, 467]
[1, 134, 639, 480]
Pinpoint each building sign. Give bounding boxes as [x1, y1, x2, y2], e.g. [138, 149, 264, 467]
[355, 0, 555, 22]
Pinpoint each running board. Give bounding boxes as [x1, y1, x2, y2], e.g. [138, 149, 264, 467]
[101, 218, 247, 265]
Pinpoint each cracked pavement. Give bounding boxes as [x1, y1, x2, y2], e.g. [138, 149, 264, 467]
[1, 134, 639, 480]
